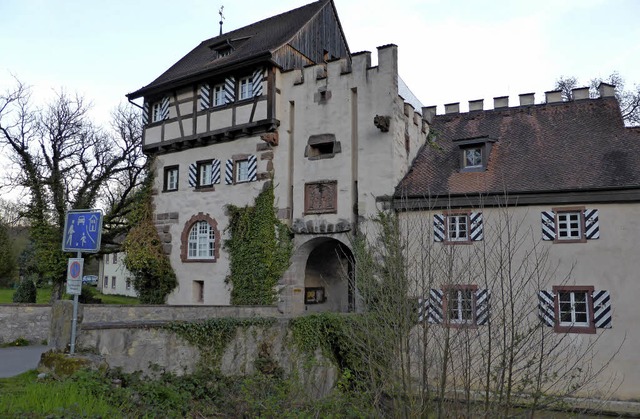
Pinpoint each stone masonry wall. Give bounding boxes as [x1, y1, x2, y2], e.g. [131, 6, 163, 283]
[0, 304, 51, 344]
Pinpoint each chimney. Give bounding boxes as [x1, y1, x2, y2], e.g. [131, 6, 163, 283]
[598, 82, 616, 98]
[469, 99, 484, 112]
[444, 102, 459, 114]
[494, 96, 509, 109]
[572, 87, 590, 100]
[545, 90, 563, 103]
[519, 93, 535, 106]
[422, 106, 437, 124]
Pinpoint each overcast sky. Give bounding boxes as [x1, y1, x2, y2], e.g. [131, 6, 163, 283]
[1, 0, 639, 123]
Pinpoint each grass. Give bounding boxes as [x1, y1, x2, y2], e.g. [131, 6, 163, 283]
[0, 286, 139, 305]
[0, 371, 121, 418]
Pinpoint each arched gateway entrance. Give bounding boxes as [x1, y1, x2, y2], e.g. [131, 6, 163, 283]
[280, 236, 355, 314]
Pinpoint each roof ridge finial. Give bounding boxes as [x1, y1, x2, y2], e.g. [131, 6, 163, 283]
[219, 6, 225, 36]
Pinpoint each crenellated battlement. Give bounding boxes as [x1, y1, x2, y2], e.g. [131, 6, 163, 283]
[423, 82, 617, 122]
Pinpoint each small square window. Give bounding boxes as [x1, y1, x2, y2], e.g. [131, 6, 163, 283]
[197, 161, 213, 188]
[557, 211, 582, 240]
[213, 84, 225, 106]
[463, 147, 482, 168]
[164, 166, 179, 192]
[239, 77, 251, 100]
[552, 286, 595, 334]
[235, 159, 250, 183]
[305, 287, 326, 304]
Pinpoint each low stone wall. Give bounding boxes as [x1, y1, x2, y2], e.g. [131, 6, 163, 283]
[0, 304, 51, 344]
[81, 304, 279, 323]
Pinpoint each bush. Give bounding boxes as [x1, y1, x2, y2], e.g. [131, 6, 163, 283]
[12, 278, 36, 303]
[78, 285, 102, 304]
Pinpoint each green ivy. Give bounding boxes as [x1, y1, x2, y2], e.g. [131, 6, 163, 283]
[224, 183, 292, 305]
[165, 317, 276, 368]
[122, 161, 178, 304]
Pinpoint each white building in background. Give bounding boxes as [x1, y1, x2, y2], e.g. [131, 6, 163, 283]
[98, 252, 137, 298]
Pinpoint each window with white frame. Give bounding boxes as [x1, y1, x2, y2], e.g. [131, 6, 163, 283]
[557, 211, 582, 240]
[152, 102, 162, 123]
[463, 147, 482, 168]
[188, 221, 215, 260]
[111, 276, 116, 289]
[446, 287, 475, 324]
[213, 84, 225, 106]
[447, 215, 469, 242]
[239, 77, 251, 100]
[235, 159, 250, 183]
[557, 290, 589, 327]
[164, 166, 179, 191]
[198, 161, 213, 188]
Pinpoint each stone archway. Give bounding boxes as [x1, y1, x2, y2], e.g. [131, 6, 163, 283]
[303, 239, 354, 313]
[279, 236, 354, 315]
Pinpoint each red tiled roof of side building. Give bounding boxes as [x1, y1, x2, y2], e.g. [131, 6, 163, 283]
[395, 97, 640, 200]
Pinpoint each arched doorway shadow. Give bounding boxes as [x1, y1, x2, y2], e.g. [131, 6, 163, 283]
[302, 238, 354, 313]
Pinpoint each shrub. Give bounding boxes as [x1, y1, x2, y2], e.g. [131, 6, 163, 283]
[12, 278, 36, 303]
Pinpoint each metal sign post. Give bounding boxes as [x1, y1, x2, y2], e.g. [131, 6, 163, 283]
[62, 209, 103, 355]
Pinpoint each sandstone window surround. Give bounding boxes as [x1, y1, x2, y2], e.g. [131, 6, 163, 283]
[180, 213, 220, 263]
[538, 287, 611, 333]
[304, 134, 341, 160]
[541, 207, 599, 243]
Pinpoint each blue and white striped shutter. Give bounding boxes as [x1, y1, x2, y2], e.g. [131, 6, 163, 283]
[433, 214, 445, 242]
[538, 290, 555, 327]
[593, 290, 612, 328]
[584, 209, 600, 240]
[224, 159, 233, 184]
[142, 101, 149, 125]
[251, 67, 264, 97]
[470, 212, 483, 241]
[224, 76, 236, 104]
[475, 289, 490, 325]
[188, 163, 197, 188]
[160, 96, 170, 120]
[417, 297, 429, 323]
[541, 211, 556, 241]
[247, 155, 257, 181]
[199, 84, 210, 110]
[212, 159, 221, 184]
[428, 289, 443, 324]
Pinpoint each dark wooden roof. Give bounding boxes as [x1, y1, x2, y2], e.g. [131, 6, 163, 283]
[127, 0, 349, 99]
[396, 97, 640, 202]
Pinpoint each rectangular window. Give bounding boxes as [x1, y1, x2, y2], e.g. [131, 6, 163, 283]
[239, 77, 251, 100]
[235, 159, 250, 183]
[447, 214, 469, 242]
[126, 278, 131, 290]
[104, 276, 108, 287]
[105, 254, 109, 264]
[111, 276, 116, 289]
[163, 166, 179, 191]
[445, 286, 476, 325]
[552, 285, 595, 334]
[152, 102, 162, 123]
[113, 253, 117, 264]
[557, 211, 582, 240]
[198, 161, 213, 187]
[193, 280, 204, 303]
[213, 84, 225, 106]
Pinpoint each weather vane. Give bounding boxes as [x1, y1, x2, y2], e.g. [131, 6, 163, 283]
[219, 6, 225, 36]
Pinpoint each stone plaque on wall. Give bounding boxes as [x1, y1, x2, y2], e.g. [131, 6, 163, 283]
[304, 181, 337, 214]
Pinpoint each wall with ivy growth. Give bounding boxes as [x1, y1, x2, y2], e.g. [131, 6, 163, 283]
[225, 182, 292, 305]
[122, 160, 178, 304]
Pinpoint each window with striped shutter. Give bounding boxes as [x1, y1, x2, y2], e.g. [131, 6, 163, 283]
[538, 288, 611, 331]
[541, 209, 599, 241]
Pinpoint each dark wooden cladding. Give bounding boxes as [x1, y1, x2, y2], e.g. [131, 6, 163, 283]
[278, 3, 349, 70]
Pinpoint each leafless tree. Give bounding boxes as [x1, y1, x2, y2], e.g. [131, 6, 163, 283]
[0, 79, 146, 300]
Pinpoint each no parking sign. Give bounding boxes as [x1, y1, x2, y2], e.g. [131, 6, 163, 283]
[66, 258, 83, 295]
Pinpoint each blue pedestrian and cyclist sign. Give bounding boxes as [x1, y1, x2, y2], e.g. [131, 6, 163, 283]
[62, 209, 103, 253]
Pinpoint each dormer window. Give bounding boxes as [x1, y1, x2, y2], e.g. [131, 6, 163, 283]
[209, 40, 234, 59]
[454, 136, 496, 172]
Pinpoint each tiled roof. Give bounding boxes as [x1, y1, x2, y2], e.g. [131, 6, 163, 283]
[396, 97, 640, 199]
[128, 0, 332, 98]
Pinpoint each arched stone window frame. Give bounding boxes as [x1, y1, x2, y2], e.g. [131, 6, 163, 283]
[180, 213, 220, 263]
